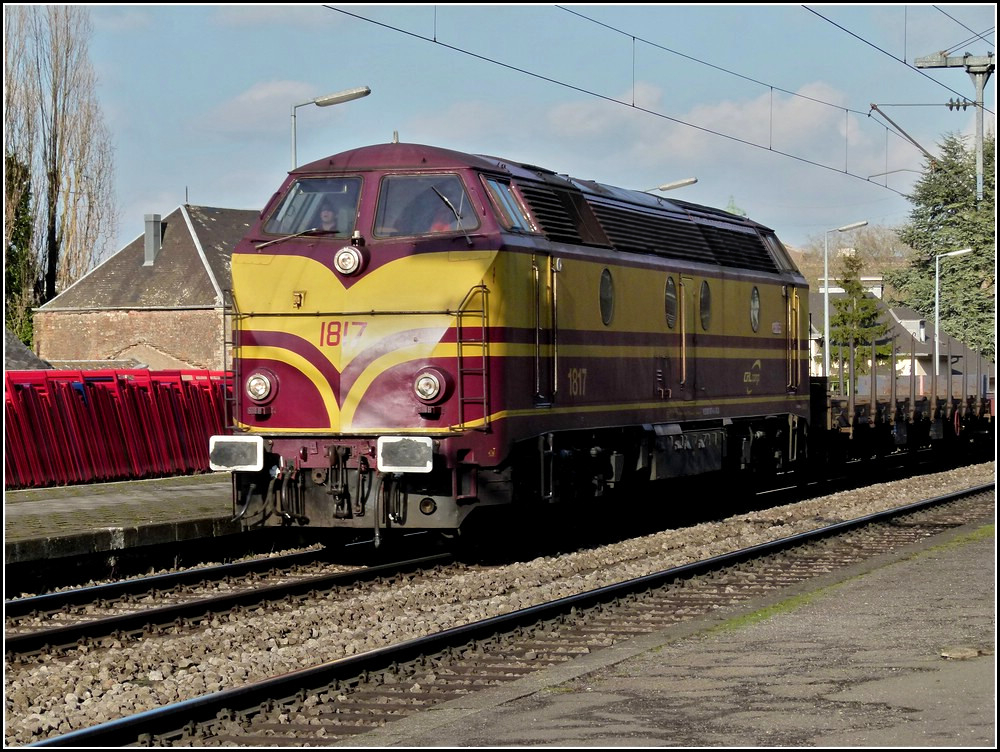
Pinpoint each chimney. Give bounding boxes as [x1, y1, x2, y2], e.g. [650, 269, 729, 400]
[143, 214, 162, 266]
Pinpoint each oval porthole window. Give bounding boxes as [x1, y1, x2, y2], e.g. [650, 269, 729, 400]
[750, 286, 760, 332]
[665, 276, 677, 329]
[700, 280, 712, 331]
[599, 268, 614, 326]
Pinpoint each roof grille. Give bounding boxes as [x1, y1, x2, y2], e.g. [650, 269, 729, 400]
[589, 204, 711, 264]
[589, 202, 779, 272]
[516, 184, 584, 245]
[698, 224, 779, 272]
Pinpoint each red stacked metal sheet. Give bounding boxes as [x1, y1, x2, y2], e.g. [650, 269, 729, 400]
[3, 370, 233, 489]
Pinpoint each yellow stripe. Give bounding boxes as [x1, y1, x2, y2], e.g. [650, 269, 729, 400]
[447, 394, 810, 430]
[240, 426, 461, 436]
[243, 344, 338, 410]
[548, 345, 802, 360]
[342, 341, 458, 423]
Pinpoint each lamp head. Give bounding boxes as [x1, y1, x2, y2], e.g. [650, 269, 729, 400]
[837, 220, 867, 233]
[939, 248, 973, 259]
[314, 86, 371, 107]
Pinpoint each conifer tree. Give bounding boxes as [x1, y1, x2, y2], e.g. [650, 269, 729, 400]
[830, 251, 891, 393]
[886, 132, 995, 359]
[5, 154, 36, 344]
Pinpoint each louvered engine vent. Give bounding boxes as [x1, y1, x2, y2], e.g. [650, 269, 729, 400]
[589, 202, 779, 273]
[516, 184, 584, 245]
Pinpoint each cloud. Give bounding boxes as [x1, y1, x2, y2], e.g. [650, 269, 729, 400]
[199, 80, 319, 139]
[544, 84, 660, 140]
[212, 6, 340, 29]
[464, 79, 925, 247]
[403, 100, 521, 147]
[91, 7, 153, 33]
[532, 80, 938, 189]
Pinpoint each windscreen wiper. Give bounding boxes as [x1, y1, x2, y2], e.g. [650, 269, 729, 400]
[431, 187, 473, 247]
[254, 228, 321, 250]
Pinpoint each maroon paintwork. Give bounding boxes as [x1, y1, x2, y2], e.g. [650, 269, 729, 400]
[221, 142, 818, 531]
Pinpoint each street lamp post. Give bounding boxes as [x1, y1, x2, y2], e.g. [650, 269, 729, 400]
[823, 220, 868, 379]
[643, 177, 698, 193]
[934, 248, 973, 378]
[291, 86, 371, 169]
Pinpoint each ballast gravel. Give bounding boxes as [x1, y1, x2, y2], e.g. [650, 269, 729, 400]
[4, 462, 994, 745]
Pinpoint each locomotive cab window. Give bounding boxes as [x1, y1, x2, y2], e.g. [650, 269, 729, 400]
[700, 280, 712, 330]
[750, 286, 760, 332]
[762, 233, 797, 272]
[374, 174, 480, 237]
[483, 177, 534, 232]
[599, 268, 615, 326]
[262, 177, 361, 237]
[665, 276, 677, 329]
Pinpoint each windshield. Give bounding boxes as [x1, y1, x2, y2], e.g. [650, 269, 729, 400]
[374, 174, 479, 237]
[262, 177, 362, 237]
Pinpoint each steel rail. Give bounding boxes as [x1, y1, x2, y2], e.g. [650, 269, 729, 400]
[4, 548, 331, 618]
[28, 482, 993, 748]
[6, 554, 452, 657]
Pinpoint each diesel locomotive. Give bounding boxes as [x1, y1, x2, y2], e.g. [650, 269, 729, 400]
[208, 142, 988, 542]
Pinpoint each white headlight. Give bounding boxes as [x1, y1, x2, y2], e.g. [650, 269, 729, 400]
[246, 372, 272, 401]
[414, 372, 441, 402]
[334, 247, 363, 275]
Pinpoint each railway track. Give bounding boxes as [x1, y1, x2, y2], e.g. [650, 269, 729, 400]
[4, 553, 453, 657]
[7, 446, 975, 599]
[4, 453, 975, 658]
[23, 482, 993, 748]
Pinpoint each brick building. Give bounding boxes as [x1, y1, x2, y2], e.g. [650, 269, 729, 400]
[34, 205, 257, 371]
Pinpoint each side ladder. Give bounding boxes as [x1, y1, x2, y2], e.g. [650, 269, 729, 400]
[221, 289, 241, 430]
[453, 284, 490, 431]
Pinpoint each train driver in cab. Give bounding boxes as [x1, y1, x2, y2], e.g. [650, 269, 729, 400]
[429, 204, 459, 233]
[313, 199, 340, 234]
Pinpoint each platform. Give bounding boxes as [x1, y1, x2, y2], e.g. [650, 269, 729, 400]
[4, 473, 236, 565]
[349, 519, 996, 747]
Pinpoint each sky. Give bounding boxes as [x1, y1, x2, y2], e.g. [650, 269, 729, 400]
[86, 4, 996, 257]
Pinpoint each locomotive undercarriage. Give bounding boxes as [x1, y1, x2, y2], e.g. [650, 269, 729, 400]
[518, 414, 808, 507]
[230, 415, 812, 538]
[230, 438, 514, 537]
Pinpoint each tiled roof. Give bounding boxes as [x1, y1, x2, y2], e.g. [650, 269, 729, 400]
[38, 205, 258, 311]
[4, 328, 52, 370]
[44, 359, 147, 370]
[185, 205, 258, 299]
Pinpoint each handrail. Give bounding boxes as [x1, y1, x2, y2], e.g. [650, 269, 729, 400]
[453, 284, 490, 431]
[679, 278, 688, 385]
[222, 289, 242, 431]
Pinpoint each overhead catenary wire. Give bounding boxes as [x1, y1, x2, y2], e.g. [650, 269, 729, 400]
[804, 5, 995, 116]
[933, 3, 995, 51]
[328, 6, 909, 196]
[327, 5, 993, 197]
[559, 5, 876, 120]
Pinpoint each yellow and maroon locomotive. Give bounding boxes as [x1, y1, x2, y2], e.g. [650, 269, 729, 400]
[210, 142, 811, 539]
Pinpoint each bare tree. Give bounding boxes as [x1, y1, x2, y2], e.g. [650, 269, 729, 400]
[4, 9, 39, 343]
[5, 5, 117, 306]
[57, 88, 117, 287]
[793, 226, 915, 295]
[4, 8, 36, 255]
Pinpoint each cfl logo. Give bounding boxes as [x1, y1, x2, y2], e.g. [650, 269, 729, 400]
[743, 359, 762, 394]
